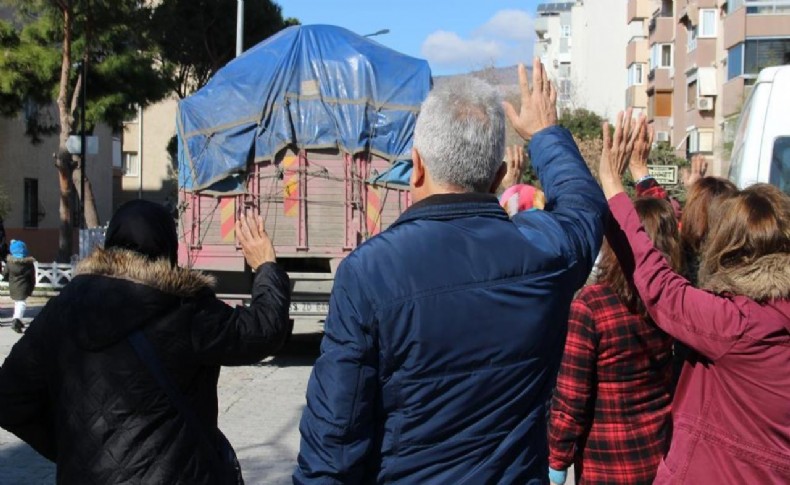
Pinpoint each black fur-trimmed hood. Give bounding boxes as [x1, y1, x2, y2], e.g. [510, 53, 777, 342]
[700, 253, 790, 302]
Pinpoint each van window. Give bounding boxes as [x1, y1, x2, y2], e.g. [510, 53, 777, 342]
[771, 137, 790, 195]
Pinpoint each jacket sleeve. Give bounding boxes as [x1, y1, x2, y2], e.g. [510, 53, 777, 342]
[522, 126, 608, 289]
[608, 193, 743, 360]
[190, 262, 291, 366]
[294, 259, 378, 484]
[0, 304, 57, 460]
[548, 298, 597, 472]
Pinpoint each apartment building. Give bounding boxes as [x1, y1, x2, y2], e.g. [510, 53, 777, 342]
[632, 0, 790, 175]
[0, 112, 116, 261]
[536, 1, 628, 120]
[535, 2, 575, 110]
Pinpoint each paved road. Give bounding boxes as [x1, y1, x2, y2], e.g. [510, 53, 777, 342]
[0, 298, 322, 485]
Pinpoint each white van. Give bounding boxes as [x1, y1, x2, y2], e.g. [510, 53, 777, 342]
[728, 65, 790, 194]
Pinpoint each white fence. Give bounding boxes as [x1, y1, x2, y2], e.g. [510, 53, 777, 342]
[0, 262, 75, 291]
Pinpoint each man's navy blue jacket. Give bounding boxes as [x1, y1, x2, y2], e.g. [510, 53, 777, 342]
[295, 127, 607, 484]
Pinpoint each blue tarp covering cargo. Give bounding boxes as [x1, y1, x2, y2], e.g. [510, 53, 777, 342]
[177, 24, 431, 193]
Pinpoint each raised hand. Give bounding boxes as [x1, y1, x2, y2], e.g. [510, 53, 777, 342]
[500, 144, 526, 191]
[236, 211, 276, 270]
[629, 115, 653, 181]
[503, 57, 558, 140]
[599, 108, 641, 199]
[683, 154, 708, 187]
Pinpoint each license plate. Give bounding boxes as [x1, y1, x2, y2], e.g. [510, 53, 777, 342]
[289, 302, 329, 315]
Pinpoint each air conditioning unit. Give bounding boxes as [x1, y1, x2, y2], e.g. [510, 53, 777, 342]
[697, 97, 714, 111]
[656, 131, 670, 143]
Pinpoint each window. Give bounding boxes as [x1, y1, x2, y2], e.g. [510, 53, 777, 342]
[745, 0, 790, 14]
[122, 151, 139, 177]
[23, 178, 39, 228]
[655, 92, 673, 117]
[700, 9, 717, 38]
[771, 137, 790, 194]
[628, 63, 644, 87]
[728, 0, 744, 14]
[727, 43, 744, 80]
[558, 79, 572, 98]
[728, 38, 790, 80]
[687, 25, 698, 52]
[687, 80, 698, 110]
[651, 44, 673, 69]
[660, 0, 674, 16]
[561, 24, 571, 38]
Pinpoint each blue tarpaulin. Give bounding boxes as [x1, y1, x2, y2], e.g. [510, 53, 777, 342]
[177, 24, 431, 193]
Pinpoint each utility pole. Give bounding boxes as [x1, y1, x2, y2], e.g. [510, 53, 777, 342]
[236, 0, 245, 57]
[80, 60, 87, 229]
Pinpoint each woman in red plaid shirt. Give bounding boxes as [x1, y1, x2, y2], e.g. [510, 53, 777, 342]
[548, 114, 683, 485]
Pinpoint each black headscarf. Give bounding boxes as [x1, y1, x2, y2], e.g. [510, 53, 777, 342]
[105, 200, 178, 267]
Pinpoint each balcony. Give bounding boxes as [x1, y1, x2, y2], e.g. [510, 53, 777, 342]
[649, 15, 674, 43]
[725, 1, 790, 49]
[647, 68, 673, 91]
[535, 17, 549, 37]
[627, 39, 649, 67]
[722, 77, 748, 117]
[628, 0, 653, 21]
[685, 39, 717, 71]
[626, 85, 649, 109]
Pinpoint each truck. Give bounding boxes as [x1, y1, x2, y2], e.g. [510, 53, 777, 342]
[176, 25, 431, 325]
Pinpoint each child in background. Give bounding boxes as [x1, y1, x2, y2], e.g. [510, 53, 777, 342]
[3, 240, 35, 333]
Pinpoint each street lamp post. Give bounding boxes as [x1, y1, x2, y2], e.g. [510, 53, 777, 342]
[236, 0, 245, 57]
[363, 29, 390, 38]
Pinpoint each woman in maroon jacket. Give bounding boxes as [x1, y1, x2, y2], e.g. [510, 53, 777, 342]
[548, 116, 682, 485]
[598, 112, 790, 484]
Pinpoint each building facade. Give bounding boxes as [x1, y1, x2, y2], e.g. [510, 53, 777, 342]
[115, 97, 180, 214]
[0, 110, 116, 261]
[631, 0, 790, 175]
[536, 1, 628, 121]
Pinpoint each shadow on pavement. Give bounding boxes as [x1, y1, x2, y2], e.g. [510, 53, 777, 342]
[262, 331, 323, 368]
[0, 305, 44, 324]
[0, 441, 56, 484]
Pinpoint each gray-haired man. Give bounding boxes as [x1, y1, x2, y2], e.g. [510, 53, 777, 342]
[295, 59, 606, 484]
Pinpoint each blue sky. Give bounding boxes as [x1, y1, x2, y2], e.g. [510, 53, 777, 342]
[276, 1, 541, 75]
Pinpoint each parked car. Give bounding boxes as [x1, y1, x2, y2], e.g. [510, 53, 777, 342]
[728, 65, 790, 193]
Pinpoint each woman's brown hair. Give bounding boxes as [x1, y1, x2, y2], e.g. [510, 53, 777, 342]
[699, 184, 790, 287]
[597, 197, 682, 318]
[681, 177, 738, 254]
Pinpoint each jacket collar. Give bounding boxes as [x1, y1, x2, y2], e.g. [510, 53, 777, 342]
[76, 248, 214, 297]
[700, 253, 790, 302]
[391, 192, 508, 228]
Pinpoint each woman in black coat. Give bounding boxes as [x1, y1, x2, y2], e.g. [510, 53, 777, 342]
[0, 200, 291, 484]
